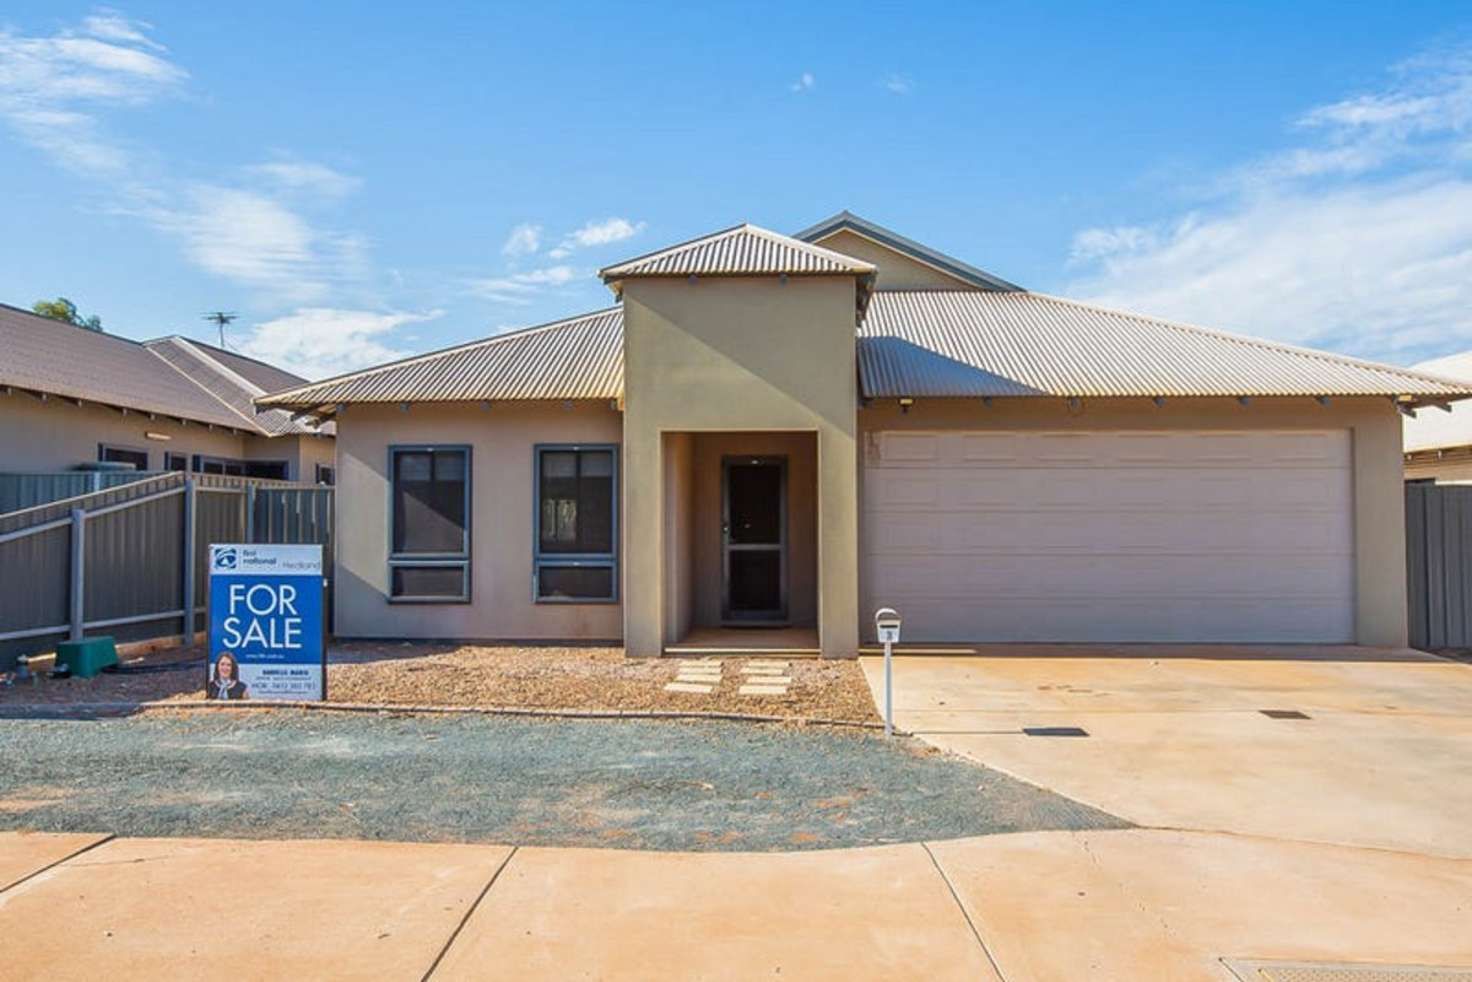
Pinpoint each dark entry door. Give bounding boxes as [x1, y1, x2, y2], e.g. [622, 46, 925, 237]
[722, 456, 787, 623]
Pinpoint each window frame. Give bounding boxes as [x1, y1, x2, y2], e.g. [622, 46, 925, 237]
[98, 443, 150, 471]
[387, 444, 472, 604]
[315, 463, 335, 486]
[533, 443, 619, 604]
[163, 451, 189, 472]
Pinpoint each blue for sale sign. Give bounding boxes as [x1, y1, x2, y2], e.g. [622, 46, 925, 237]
[207, 543, 325, 701]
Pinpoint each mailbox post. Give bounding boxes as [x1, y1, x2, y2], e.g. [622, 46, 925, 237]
[874, 607, 902, 737]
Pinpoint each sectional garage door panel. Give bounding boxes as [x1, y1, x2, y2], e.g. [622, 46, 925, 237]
[861, 430, 1355, 643]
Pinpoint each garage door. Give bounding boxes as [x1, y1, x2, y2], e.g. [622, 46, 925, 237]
[861, 430, 1354, 643]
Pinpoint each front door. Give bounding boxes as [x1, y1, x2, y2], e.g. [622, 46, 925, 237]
[722, 455, 788, 623]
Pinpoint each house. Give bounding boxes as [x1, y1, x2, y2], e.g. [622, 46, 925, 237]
[0, 302, 334, 483]
[257, 213, 1471, 656]
[1402, 351, 1472, 483]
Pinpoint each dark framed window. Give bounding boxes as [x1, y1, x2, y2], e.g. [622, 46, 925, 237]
[191, 455, 287, 480]
[315, 463, 335, 486]
[389, 446, 470, 602]
[534, 444, 617, 602]
[164, 452, 189, 472]
[98, 443, 149, 470]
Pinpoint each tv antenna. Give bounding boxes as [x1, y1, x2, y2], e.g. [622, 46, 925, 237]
[202, 311, 237, 348]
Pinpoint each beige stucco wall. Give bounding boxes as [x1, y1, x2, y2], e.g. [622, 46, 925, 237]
[689, 432, 818, 630]
[662, 432, 695, 643]
[621, 275, 860, 657]
[858, 396, 1409, 647]
[0, 389, 247, 471]
[333, 400, 623, 641]
[814, 229, 976, 291]
[247, 432, 336, 482]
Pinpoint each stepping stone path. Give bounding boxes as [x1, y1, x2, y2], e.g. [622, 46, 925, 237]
[662, 658, 794, 697]
[738, 660, 791, 697]
[665, 660, 724, 694]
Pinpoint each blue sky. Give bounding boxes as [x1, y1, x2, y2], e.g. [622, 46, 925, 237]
[2, 3, 1470, 379]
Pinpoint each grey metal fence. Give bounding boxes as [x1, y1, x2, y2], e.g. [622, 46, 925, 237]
[0, 472, 332, 670]
[1406, 482, 1472, 650]
[0, 471, 170, 514]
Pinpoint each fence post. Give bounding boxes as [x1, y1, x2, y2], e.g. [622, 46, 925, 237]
[246, 483, 256, 542]
[69, 507, 86, 641]
[182, 478, 196, 645]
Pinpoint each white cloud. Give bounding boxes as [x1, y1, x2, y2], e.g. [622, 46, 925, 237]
[1067, 45, 1472, 364]
[790, 72, 815, 93]
[567, 217, 644, 247]
[466, 265, 579, 304]
[883, 73, 914, 95]
[0, 11, 185, 175]
[247, 160, 362, 198]
[501, 222, 542, 257]
[237, 307, 442, 379]
[0, 13, 372, 303]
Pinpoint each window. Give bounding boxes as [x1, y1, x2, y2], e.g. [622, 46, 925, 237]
[98, 444, 149, 470]
[191, 455, 288, 480]
[164, 452, 189, 472]
[389, 446, 470, 602]
[535, 445, 617, 602]
[315, 463, 335, 486]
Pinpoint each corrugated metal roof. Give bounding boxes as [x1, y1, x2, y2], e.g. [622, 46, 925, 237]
[794, 211, 1022, 292]
[144, 337, 327, 436]
[600, 224, 876, 280]
[0, 303, 256, 430]
[858, 291, 1472, 400]
[257, 307, 624, 411]
[1404, 351, 1472, 451]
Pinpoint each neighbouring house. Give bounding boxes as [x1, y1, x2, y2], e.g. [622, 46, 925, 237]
[1403, 351, 1472, 484]
[257, 213, 1472, 656]
[0, 302, 334, 484]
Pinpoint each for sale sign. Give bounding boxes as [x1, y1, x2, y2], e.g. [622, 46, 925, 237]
[207, 543, 325, 701]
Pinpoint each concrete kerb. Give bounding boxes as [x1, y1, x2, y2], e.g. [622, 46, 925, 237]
[0, 699, 902, 733]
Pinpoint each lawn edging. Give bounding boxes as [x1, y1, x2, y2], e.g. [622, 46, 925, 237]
[0, 698, 901, 733]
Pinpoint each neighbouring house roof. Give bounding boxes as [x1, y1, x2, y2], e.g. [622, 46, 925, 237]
[599, 224, 876, 281]
[1403, 351, 1472, 453]
[256, 307, 624, 413]
[143, 337, 331, 437]
[0, 301, 327, 436]
[858, 291, 1472, 401]
[794, 210, 1022, 293]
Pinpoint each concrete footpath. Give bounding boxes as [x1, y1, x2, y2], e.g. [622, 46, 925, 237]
[2, 829, 1470, 981]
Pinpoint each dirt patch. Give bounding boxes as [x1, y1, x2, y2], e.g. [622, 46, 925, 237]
[0, 785, 72, 814]
[0, 641, 881, 724]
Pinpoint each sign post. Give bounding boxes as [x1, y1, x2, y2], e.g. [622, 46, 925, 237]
[207, 544, 326, 701]
[874, 607, 902, 737]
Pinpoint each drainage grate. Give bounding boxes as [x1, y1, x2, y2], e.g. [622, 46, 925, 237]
[1223, 958, 1472, 982]
[1022, 726, 1089, 737]
[1260, 709, 1312, 720]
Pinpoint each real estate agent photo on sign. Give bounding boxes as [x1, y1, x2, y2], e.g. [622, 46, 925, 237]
[209, 651, 249, 700]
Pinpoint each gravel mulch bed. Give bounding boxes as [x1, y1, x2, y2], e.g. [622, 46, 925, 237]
[0, 642, 880, 724]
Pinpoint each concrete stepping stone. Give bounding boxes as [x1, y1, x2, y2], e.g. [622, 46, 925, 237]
[741, 666, 788, 675]
[665, 682, 715, 694]
[738, 684, 789, 696]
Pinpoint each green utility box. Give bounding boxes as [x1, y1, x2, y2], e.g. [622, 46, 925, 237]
[55, 637, 118, 678]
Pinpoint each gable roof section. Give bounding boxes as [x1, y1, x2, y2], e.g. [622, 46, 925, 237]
[599, 223, 875, 281]
[794, 211, 1022, 292]
[143, 337, 329, 436]
[256, 307, 624, 413]
[0, 302, 261, 431]
[858, 291, 1472, 402]
[1404, 351, 1472, 452]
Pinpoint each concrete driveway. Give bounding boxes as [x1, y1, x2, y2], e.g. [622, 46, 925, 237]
[860, 645, 1472, 857]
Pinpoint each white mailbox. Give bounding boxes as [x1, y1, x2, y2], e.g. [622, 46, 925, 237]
[874, 607, 902, 646]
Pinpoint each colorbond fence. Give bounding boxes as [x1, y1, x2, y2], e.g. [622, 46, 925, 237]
[0, 471, 172, 514]
[1406, 482, 1472, 651]
[0, 473, 332, 670]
